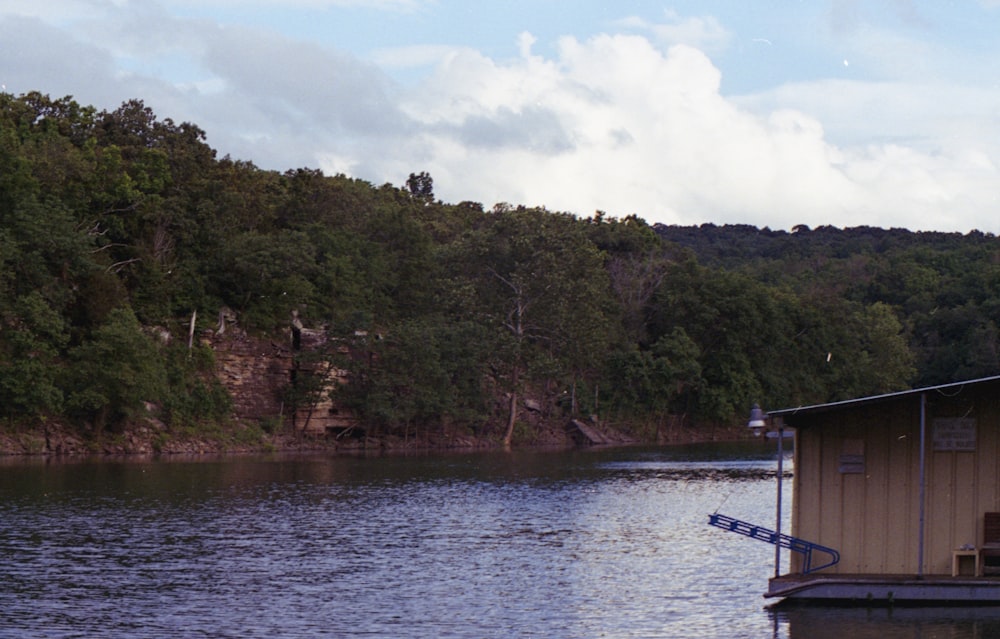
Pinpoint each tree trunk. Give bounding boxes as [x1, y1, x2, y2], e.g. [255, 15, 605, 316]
[570, 374, 578, 416]
[93, 404, 109, 438]
[502, 389, 517, 448]
[502, 363, 520, 448]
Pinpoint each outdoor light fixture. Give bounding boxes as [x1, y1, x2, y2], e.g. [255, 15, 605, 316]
[748, 403, 767, 436]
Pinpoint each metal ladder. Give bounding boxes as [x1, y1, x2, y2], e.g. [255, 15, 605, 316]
[708, 513, 840, 574]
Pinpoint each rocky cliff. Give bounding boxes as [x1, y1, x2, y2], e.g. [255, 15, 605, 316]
[204, 324, 357, 438]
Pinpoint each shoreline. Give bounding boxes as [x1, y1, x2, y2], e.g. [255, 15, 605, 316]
[0, 417, 750, 458]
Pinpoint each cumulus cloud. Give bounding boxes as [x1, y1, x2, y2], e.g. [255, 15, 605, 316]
[357, 32, 1000, 232]
[1, 3, 999, 232]
[0, 15, 124, 101]
[0, 2, 413, 172]
[166, 0, 427, 9]
[616, 9, 731, 54]
[370, 44, 460, 71]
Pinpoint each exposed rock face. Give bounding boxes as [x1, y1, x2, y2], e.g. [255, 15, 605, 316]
[204, 324, 356, 437]
[286, 326, 358, 437]
[204, 329, 290, 426]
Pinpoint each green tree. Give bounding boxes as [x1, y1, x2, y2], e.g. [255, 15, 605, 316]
[160, 343, 232, 428]
[0, 292, 68, 423]
[603, 327, 702, 418]
[65, 307, 167, 433]
[405, 171, 434, 201]
[211, 230, 318, 329]
[332, 318, 489, 439]
[464, 207, 616, 445]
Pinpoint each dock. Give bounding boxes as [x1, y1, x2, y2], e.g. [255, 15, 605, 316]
[767, 573, 1000, 604]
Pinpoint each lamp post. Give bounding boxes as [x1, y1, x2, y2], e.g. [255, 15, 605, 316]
[749, 404, 785, 579]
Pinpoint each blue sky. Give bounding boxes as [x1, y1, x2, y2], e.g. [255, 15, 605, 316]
[2, 1, 1000, 232]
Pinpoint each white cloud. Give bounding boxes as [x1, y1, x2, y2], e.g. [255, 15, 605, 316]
[0, 15, 125, 101]
[163, 0, 428, 10]
[615, 9, 731, 54]
[0, 0, 102, 22]
[370, 44, 459, 70]
[2, 2, 999, 233]
[339, 32, 1000, 232]
[735, 79, 1000, 161]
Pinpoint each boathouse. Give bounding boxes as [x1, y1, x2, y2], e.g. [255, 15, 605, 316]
[750, 375, 1000, 602]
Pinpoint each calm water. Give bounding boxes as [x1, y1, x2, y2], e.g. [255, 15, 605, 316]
[1, 444, 997, 638]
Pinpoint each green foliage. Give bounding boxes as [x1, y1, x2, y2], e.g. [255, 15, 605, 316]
[603, 327, 702, 417]
[0, 291, 67, 422]
[0, 91, 994, 443]
[212, 230, 318, 329]
[333, 318, 490, 435]
[160, 343, 232, 428]
[656, 223, 985, 390]
[455, 206, 623, 440]
[64, 308, 167, 432]
[405, 171, 434, 200]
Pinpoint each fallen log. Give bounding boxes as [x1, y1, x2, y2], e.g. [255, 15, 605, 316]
[565, 419, 610, 446]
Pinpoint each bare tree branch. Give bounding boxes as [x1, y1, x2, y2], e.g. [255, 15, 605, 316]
[106, 257, 141, 273]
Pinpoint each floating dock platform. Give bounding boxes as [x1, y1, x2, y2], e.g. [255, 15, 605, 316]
[767, 573, 1000, 604]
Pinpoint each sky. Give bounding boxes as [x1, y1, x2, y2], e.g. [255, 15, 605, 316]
[2, 1, 1000, 233]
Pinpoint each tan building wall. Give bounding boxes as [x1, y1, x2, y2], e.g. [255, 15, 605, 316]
[789, 388, 1000, 576]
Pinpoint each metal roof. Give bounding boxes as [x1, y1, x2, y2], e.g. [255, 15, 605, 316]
[766, 374, 1000, 420]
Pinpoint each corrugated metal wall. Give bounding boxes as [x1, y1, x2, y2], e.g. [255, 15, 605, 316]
[790, 390, 1000, 576]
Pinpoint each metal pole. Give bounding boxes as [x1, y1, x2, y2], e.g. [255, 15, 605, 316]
[775, 419, 784, 579]
[918, 393, 927, 577]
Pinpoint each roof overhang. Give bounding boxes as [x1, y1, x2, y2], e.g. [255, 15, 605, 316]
[766, 374, 1000, 425]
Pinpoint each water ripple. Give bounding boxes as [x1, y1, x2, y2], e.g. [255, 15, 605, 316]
[0, 446, 787, 638]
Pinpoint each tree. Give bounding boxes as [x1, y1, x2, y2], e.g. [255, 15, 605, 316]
[0, 292, 68, 423]
[211, 230, 318, 329]
[405, 171, 434, 201]
[464, 207, 616, 445]
[603, 327, 702, 418]
[332, 317, 489, 438]
[65, 307, 167, 433]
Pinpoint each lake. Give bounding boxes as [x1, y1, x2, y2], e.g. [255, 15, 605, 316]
[1, 443, 997, 638]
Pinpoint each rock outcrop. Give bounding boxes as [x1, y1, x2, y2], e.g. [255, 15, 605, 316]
[204, 320, 357, 438]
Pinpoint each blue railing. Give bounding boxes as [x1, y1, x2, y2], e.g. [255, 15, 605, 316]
[708, 513, 840, 574]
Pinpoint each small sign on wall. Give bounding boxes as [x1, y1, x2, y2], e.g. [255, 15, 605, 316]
[839, 438, 865, 474]
[933, 417, 976, 452]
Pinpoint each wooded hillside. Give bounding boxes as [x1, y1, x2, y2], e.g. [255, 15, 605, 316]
[654, 223, 1000, 388]
[1, 92, 996, 445]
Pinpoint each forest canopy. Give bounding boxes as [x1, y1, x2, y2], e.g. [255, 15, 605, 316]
[0, 92, 996, 441]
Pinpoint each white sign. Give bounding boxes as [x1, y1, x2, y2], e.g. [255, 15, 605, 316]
[933, 418, 976, 452]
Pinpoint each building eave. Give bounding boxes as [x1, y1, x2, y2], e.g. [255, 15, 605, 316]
[767, 374, 1000, 424]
